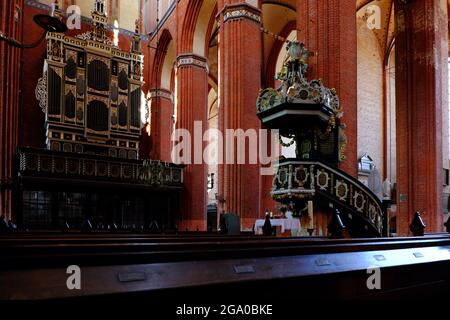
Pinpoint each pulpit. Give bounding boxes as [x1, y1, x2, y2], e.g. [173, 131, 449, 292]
[256, 42, 385, 237]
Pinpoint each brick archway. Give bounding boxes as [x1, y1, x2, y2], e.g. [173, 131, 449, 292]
[180, 0, 204, 53]
[151, 29, 173, 89]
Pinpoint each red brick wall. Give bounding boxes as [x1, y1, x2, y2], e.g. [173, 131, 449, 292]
[149, 93, 174, 162]
[297, 0, 358, 176]
[218, 3, 263, 230]
[176, 62, 208, 231]
[395, 0, 447, 234]
[0, 0, 24, 220]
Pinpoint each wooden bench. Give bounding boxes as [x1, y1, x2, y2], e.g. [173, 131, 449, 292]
[2, 234, 450, 269]
[1, 234, 450, 301]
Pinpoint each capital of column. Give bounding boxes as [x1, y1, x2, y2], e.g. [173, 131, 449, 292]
[176, 54, 209, 73]
[149, 88, 173, 102]
[219, 3, 261, 25]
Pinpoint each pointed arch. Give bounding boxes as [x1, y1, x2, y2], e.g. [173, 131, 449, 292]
[181, 0, 218, 55]
[152, 28, 174, 90]
[205, 3, 218, 58]
[180, 0, 204, 53]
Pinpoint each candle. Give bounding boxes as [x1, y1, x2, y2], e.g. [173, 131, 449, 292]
[307, 201, 314, 229]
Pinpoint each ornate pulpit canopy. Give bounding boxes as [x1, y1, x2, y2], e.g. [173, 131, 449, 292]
[257, 41, 341, 132]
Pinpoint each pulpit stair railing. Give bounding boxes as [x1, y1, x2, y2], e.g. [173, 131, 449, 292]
[272, 160, 384, 236]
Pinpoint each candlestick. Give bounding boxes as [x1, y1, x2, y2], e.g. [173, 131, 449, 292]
[307, 201, 314, 230]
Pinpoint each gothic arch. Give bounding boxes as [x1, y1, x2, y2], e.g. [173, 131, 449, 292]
[180, 0, 218, 55]
[180, 0, 204, 53]
[152, 29, 174, 91]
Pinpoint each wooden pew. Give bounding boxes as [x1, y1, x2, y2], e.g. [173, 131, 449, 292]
[2, 234, 450, 270]
[1, 234, 450, 302]
[1, 235, 450, 301]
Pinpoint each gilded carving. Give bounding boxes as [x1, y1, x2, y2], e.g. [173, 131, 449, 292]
[35, 72, 47, 113]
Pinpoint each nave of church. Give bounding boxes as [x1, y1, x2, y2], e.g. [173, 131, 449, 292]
[1, 0, 450, 310]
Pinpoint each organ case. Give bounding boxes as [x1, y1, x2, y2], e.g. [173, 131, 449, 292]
[35, 3, 144, 160]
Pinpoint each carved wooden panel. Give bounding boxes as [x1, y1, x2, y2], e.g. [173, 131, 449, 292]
[65, 90, 76, 119]
[48, 67, 61, 116]
[88, 59, 110, 92]
[130, 88, 140, 128]
[118, 101, 127, 127]
[87, 100, 109, 132]
[118, 69, 128, 91]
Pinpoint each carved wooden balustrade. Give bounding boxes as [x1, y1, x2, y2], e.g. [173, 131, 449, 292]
[17, 147, 184, 188]
[272, 160, 385, 237]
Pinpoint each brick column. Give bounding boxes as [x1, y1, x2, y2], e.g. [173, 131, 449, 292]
[218, 2, 262, 229]
[0, 0, 23, 220]
[395, 0, 448, 235]
[297, 0, 358, 176]
[175, 53, 208, 231]
[148, 88, 174, 162]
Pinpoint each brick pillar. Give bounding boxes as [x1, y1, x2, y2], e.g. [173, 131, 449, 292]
[175, 54, 208, 231]
[218, 2, 262, 229]
[297, 0, 358, 176]
[149, 88, 174, 162]
[0, 0, 23, 220]
[395, 0, 448, 235]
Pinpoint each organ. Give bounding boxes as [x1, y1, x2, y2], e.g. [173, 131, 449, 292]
[20, 1, 183, 231]
[36, 0, 144, 159]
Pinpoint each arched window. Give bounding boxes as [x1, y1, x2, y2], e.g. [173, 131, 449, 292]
[113, 19, 119, 47]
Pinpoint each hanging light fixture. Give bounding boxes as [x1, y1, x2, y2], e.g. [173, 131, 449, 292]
[0, 1, 67, 49]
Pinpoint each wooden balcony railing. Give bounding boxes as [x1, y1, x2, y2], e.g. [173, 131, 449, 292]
[17, 147, 184, 188]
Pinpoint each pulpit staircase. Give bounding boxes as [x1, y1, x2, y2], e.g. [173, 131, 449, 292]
[272, 160, 384, 237]
[257, 41, 385, 237]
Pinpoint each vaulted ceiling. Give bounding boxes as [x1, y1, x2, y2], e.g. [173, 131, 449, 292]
[261, 0, 397, 64]
[358, 0, 450, 56]
[357, 0, 394, 56]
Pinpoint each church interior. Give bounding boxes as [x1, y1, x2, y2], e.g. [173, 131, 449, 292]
[1, 0, 450, 307]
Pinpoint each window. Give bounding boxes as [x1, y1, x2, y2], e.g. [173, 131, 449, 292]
[113, 20, 120, 47]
